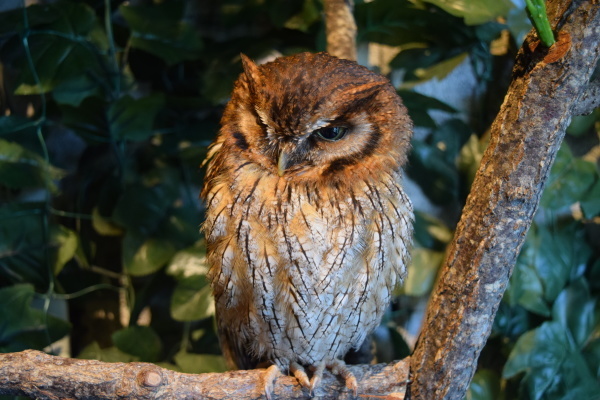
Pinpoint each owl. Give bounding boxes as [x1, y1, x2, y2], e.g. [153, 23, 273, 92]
[201, 52, 413, 398]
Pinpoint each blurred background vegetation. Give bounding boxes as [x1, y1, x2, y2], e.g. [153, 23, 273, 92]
[0, 0, 598, 399]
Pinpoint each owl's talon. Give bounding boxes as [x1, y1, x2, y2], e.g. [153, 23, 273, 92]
[309, 362, 326, 394]
[328, 359, 358, 396]
[290, 362, 310, 389]
[262, 364, 281, 400]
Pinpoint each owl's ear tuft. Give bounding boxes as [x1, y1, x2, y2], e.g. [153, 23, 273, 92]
[240, 54, 263, 90]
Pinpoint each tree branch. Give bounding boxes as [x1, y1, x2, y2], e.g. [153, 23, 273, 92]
[0, 350, 410, 400]
[323, 0, 357, 61]
[409, 1, 600, 399]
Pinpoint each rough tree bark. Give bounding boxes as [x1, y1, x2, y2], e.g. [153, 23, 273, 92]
[0, 1, 598, 399]
[409, 1, 600, 400]
[323, 0, 357, 61]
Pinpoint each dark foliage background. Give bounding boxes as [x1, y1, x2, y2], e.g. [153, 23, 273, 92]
[0, 1, 598, 399]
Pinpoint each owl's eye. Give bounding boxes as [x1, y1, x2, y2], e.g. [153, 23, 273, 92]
[314, 126, 348, 141]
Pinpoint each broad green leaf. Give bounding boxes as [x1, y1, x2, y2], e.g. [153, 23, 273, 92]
[403, 247, 444, 296]
[92, 207, 124, 237]
[122, 234, 177, 276]
[412, 211, 453, 250]
[0, 115, 38, 136]
[507, 251, 550, 316]
[467, 369, 501, 400]
[493, 302, 530, 341]
[49, 224, 78, 275]
[0, 284, 70, 352]
[112, 326, 162, 362]
[108, 94, 164, 141]
[580, 180, 600, 218]
[503, 322, 599, 400]
[458, 133, 488, 187]
[0, 139, 64, 192]
[422, 0, 513, 25]
[119, 2, 203, 65]
[52, 75, 103, 106]
[78, 341, 139, 362]
[171, 275, 214, 321]
[541, 144, 597, 211]
[412, 52, 469, 82]
[173, 349, 228, 373]
[284, 0, 320, 32]
[398, 90, 457, 129]
[6, 2, 110, 95]
[166, 244, 209, 279]
[552, 279, 595, 348]
[567, 112, 599, 137]
[0, 203, 49, 288]
[516, 222, 592, 305]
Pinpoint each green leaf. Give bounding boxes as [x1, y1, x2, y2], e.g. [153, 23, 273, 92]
[0, 139, 64, 192]
[78, 341, 139, 362]
[0, 284, 70, 352]
[0, 115, 38, 136]
[515, 222, 592, 305]
[467, 369, 501, 400]
[552, 279, 595, 348]
[171, 274, 214, 322]
[52, 75, 103, 106]
[173, 349, 228, 373]
[412, 52, 469, 83]
[108, 94, 165, 141]
[0, 203, 49, 288]
[567, 112, 599, 137]
[458, 133, 487, 187]
[49, 224, 78, 275]
[122, 234, 177, 276]
[398, 90, 457, 129]
[507, 253, 550, 316]
[284, 0, 321, 32]
[6, 2, 110, 95]
[541, 144, 597, 211]
[119, 2, 203, 65]
[412, 211, 453, 250]
[503, 322, 600, 399]
[403, 247, 444, 296]
[92, 207, 124, 237]
[166, 244, 209, 279]
[112, 326, 162, 362]
[422, 0, 513, 25]
[580, 180, 600, 218]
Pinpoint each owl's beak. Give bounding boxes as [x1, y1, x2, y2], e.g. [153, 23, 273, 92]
[277, 150, 289, 177]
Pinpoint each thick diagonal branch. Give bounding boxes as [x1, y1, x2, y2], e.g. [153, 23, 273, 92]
[409, 1, 600, 400]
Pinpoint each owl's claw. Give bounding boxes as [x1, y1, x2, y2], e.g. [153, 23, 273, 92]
[308, 362, 326, 394]
[328, 359, 358, 396]
[290, 362, 310, 389]
[262, 364, 282, 400]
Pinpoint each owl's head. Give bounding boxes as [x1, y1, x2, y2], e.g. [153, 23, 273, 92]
[215, 52, 412, 186]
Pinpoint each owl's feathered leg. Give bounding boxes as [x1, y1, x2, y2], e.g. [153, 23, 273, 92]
[262, 364, 281, 400]
[328, 359, 358, 396]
